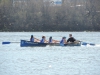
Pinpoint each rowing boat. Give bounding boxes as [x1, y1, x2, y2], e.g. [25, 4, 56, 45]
[20, 40, 81, 47]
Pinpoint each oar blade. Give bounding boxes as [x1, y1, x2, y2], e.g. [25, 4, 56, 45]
[82, 42, 88, 45]
[89, 43, 95, 46]
[82, 42, 95, 46]
[2, 42, 11, 44]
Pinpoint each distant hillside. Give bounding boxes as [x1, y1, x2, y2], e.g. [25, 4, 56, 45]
[0, 0, 100, 31]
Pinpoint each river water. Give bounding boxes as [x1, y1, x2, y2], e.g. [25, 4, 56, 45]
[0, 32, 100, 75]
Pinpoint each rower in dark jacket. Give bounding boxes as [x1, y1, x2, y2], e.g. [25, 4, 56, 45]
[67, 34, 76, 43]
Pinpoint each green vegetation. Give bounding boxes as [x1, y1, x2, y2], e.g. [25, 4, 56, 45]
[0, 0, 100, 31]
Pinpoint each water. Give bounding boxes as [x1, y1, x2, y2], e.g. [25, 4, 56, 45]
[0, 32, 100, 75]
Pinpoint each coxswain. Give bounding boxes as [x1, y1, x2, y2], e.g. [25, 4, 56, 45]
[67, 34, 76, 43]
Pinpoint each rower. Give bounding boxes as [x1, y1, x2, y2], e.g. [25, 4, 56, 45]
[67, 34, 76, 43]
[60, 37, 67, 46]
[49, 36, 52, 43]
[30, 35, 40, 42]
[49, 36, 60, 43]
[30, 35, 34, 42]
[40, 36, 48, 43]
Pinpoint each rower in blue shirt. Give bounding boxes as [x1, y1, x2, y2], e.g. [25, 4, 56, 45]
[40, 36, 48, 43]
[30, 35, 40, 42]
[49, 36, 59, 43]
[49, 36, 52, 43]
[60, 37, 67, 46]
[30, 35, 34, 42]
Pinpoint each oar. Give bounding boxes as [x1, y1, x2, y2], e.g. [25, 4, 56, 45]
[2, 42, 19, 44]
[82, 42, 95, 46]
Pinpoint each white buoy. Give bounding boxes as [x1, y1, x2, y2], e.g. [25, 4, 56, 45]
[49, 65, 52, 68]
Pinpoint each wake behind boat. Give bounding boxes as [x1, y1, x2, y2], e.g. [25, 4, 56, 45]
[20, 40, 81, 47]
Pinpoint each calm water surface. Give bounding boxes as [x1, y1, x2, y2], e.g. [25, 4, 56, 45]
[0, 32, 100, 75]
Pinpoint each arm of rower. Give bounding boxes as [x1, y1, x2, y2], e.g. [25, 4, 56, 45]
[52, 39, 59, 42]
[45, 40, 49, 43]
[52, 40, 60, 43]
[34, 38, 40, 41]
[34, 38, 40, 42]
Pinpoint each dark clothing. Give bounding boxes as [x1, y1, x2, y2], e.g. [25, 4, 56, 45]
[67, 37, 76, 42]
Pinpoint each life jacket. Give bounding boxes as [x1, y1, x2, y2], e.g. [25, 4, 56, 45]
[40, 38, 44, 43]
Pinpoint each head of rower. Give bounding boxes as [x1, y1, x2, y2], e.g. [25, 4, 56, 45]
[69, 34, 72, 38]
[42, 36, 45, 39]
[31, 35, 33, 38]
